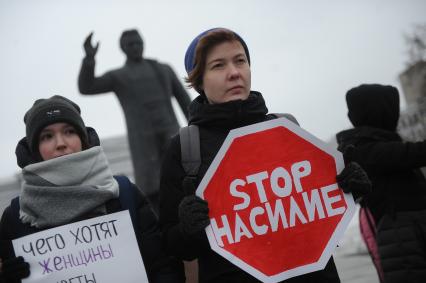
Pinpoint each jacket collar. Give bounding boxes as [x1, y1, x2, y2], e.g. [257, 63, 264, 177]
[188, 91, 268, 130]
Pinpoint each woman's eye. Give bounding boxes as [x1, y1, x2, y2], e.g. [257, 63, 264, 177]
[65, 128, 77, 135]
[39, 133, 52, 142]
[211, 63, 224, 69]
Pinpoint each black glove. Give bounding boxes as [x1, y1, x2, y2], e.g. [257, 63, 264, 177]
[178, 195, 210, 237]
[336, 162, 372, 201]
[0, 256, 30, 283]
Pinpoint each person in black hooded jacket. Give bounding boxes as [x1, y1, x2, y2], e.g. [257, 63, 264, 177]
[159, 28, 371, 283]
[336, 84, 426, 283]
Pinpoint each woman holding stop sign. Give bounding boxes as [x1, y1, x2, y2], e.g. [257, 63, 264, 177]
[159, 28, 371, 282]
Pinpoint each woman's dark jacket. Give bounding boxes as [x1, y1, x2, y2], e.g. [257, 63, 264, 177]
[0, 181, 184, 283]
[336, 84, 426, 283]
[159, 92, 340, 283]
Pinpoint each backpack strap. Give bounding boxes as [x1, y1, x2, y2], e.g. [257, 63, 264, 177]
[179, 125, 201, 195]
[10, 197, 20, 217]
[269, 113, 300, 126]
[4, 197, 39, 240]
[9, 197, 27, 238]
[114, 175, 138, 230]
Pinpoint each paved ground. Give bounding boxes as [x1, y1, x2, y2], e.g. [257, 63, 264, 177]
[335, 252, 380, 283]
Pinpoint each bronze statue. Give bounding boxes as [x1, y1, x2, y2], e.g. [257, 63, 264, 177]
[78, 29, 191, 214]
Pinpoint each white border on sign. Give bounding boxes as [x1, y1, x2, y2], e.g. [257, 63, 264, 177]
[195, 117, 356, 283]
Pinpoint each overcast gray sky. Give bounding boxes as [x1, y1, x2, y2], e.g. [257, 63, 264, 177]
[0, 0, 425, 179]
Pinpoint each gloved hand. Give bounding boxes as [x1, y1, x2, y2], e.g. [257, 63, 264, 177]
[178, 195, 210, 237]
[0, 256, 30, 283]
[336, 162, 372, 201]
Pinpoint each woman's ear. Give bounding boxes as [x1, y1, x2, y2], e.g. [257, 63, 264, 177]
[15, 137, 36, 168]
[86, 127, 100, 147]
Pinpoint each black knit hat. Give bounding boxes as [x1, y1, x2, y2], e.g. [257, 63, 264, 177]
[24, 95, 88, 155]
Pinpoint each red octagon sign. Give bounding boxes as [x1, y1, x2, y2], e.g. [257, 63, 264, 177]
[196, 117, 356, 282]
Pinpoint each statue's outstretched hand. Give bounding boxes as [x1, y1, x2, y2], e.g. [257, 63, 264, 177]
[83, 32, 99, 58]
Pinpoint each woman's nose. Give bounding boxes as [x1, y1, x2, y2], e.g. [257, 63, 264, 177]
[55, 134, 67, 149]
[228, 64, 240, 79]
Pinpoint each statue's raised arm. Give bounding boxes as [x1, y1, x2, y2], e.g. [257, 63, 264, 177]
[78, 32, 113, 95]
